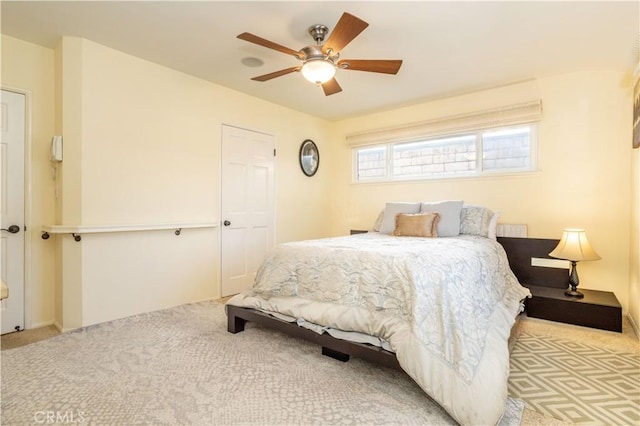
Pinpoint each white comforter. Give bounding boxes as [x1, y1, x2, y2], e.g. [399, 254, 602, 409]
[228, 233, 530, 425]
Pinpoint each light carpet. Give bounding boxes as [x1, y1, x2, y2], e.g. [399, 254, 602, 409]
[1, 301, 523, 425]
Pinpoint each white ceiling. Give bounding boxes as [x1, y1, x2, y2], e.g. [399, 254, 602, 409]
[2, 1, 638, 120]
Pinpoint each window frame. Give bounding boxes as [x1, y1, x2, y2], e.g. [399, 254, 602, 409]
[352, 123, 538, 183]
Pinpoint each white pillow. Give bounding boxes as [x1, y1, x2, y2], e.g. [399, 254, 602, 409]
[379, 202, 421, 234]
[420, 200, 464, 237]
[488, 211, 500, 240]
[372, 209, 384, 232]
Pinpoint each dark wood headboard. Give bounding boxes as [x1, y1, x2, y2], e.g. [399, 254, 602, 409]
[497, 237, 568, 289]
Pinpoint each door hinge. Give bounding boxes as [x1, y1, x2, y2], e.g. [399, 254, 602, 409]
[273, 148, 276, 157]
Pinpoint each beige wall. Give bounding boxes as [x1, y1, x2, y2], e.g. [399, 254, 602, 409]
[330, 72, 633, 314]
[75, 38, 333, 243]
[59, 37, 333, 328]
[55, 37, 85, 329]
[1, 35, 56, 328]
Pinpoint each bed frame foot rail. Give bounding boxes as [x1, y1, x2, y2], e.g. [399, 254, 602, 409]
[226, 304, 401, 371]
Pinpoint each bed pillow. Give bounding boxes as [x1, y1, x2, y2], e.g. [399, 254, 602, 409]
[420, 200, 464, 237]
[392, 212, 440, 237]
[379, 202, 421, 234]
[460, 205, 494, 237]
[372, 209, 384, 232]
[487, 211, 500, 240]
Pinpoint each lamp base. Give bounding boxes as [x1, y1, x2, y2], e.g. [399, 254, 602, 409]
[564, 260, 584, 298]
[564, 289, 584, 298]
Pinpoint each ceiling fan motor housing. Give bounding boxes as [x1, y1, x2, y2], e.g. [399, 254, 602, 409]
[308, 24, 329, 44]
[300, 45, 337, 62]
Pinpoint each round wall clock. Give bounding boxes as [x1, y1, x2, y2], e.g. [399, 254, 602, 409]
[299, 139, 319, 177]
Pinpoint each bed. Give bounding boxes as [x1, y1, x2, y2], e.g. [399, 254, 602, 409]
[226, 202, 533, 426]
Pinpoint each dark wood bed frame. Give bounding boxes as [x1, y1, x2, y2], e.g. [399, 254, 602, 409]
[227, 236, 567, 369]
[227, 304, 402, 369]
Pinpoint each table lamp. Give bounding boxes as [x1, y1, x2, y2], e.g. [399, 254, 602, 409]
[549, 228, 601, 298]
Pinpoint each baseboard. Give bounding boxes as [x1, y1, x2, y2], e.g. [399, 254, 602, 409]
[627, 313, 640, 339]
[52, 321, 77, 333]
[192, 296, 220, 304]
[28, 320, 54, 330]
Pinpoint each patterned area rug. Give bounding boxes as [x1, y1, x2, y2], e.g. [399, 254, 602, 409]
[509, 333, 640, 425]
[1, 301, 523, 425]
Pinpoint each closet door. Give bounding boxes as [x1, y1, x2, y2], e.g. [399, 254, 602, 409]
[220, 125, 275, 297]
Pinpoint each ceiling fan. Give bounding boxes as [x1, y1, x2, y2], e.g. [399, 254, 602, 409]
[237, 12, 403, 96]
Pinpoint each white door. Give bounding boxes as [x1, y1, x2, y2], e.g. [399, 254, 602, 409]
[1, 90, 26, 334]
[221, 125, 275, 297]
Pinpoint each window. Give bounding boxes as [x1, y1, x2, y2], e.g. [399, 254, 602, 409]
[482, 127, 532, 171]
[356, 146, 387, 180]
[392, 134, 476, 178]
[353, 124, 536, 182]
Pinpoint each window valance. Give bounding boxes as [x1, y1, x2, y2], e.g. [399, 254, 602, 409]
[345, 99, 542, 147]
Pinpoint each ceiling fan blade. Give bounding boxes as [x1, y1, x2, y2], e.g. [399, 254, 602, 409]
[322, 78, 342, 96]
[322, 13, 369, 54]
[338, 59, 403, 74]
[237, 32, 301, 57]
[251, 67, 301, 82]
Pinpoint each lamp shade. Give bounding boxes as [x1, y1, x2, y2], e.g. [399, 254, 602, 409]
[549, 228, 601, 261]
[301, 59, 336, 84]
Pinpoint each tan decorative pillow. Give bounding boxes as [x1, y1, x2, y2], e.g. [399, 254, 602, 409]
[392, 212, 440, 237]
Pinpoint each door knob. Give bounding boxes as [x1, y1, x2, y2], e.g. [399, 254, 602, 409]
[1, 225, 20, 234]
[223, 220, 231, 227]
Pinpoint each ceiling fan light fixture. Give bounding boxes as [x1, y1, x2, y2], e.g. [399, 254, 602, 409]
[301, 59, 336, 84]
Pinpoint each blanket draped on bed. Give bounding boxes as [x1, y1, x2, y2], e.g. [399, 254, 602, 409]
[228, 233, 530, 425]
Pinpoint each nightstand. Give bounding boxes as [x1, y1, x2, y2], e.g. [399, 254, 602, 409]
[526, 285, 622, 332]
